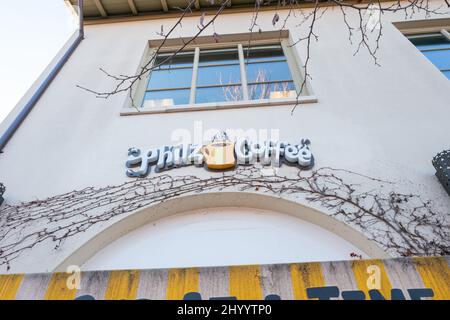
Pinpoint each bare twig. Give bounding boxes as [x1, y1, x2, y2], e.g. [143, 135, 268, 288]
[77, 0, 447, 113]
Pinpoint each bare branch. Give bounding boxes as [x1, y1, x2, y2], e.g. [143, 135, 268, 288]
[77, 0, 448, 113]
[0, 166, 447, 270]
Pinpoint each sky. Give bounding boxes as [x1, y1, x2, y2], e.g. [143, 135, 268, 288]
[0, 0, 78, 123]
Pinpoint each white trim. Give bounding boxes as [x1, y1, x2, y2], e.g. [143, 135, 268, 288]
[123, 45, 155, 110]
[286, 34, 315, 96]
[189, 47, 200, 104]
[282, 39, 302, 94]
[238, 44, 249, 100]
[393, 17, 450, 35]
[441, 29, 450, 41]
[121, 95, 317, 116]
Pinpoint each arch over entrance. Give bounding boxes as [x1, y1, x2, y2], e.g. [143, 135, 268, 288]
[55, 192, 389, 271]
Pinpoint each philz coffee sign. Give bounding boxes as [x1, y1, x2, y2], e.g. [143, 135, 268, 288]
[125, 137, 314, 177]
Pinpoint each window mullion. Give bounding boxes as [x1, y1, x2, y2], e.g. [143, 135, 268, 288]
[238, 44, 249, 100]
[189, 47, 200, 104]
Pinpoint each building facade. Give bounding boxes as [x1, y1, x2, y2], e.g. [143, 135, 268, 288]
[0, 0, 449, 299]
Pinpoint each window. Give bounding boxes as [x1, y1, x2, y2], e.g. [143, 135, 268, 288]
[144, 51, 194, 106]
[196, 47, 242, 104]
[244, 45, 296, 100]
[142, 43, 300, 108]
[408, 30, 450, 79]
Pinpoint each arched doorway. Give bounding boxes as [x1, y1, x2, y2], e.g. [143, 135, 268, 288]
[56, 192, 389, 272]
[82, 207, 368, 271]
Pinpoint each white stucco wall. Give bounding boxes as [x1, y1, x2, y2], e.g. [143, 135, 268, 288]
[0, 2, 449, 273]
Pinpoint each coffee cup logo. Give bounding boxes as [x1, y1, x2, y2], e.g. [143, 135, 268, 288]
[201, 140, 236, 170]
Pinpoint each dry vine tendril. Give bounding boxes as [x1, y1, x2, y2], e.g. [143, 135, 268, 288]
[0, 166, 448, 270]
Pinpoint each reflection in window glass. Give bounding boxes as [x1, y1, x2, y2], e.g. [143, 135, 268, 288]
[408, 33, 450, 79]
[196, 47, 242, 102]
[199, 48, 240, 66]
[147, 68, 193, 89]
[155, 51, 195, 69]
[144, 51, 194, 107]
[422, 50, 450, 70]
[409, 35, 450, 50]
[248, 81, 296, 100]
[243, 45, 285, 62]
[244, 45, 295, 101]
[197, 64, 241, 86]
[142, 43, 301, 108]
[143, 89, 190, 107]
[196, 85, 243, 103]
[246, 61, 293, 83]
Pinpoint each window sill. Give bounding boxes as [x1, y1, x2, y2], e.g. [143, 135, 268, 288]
[120, 96, 318, 116]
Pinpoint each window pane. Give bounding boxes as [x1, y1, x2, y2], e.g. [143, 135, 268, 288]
[155, 51, 195, 69]
[248, 81, 296, 100]
[246, 61, 293, 83]
[199, 48, 239, 66]
[409, 34, 450, 77]
[143, 89, 190, 107]
[197, 64, 241, 86]
[147, 68, 193, 89]
[417, 43, 450, 51]
[196, 85, 243, 103]
[422, 50, 450, 70]
[409, 35, 450, 51]
[243, 45, 285, 62]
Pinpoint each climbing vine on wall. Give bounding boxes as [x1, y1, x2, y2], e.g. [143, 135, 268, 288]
[0, 166, 448, 270]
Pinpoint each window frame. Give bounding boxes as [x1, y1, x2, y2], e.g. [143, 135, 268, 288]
[407, 29, 450, 79]
[122, 34, 316, 115]
[395, 18, 450, 79]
